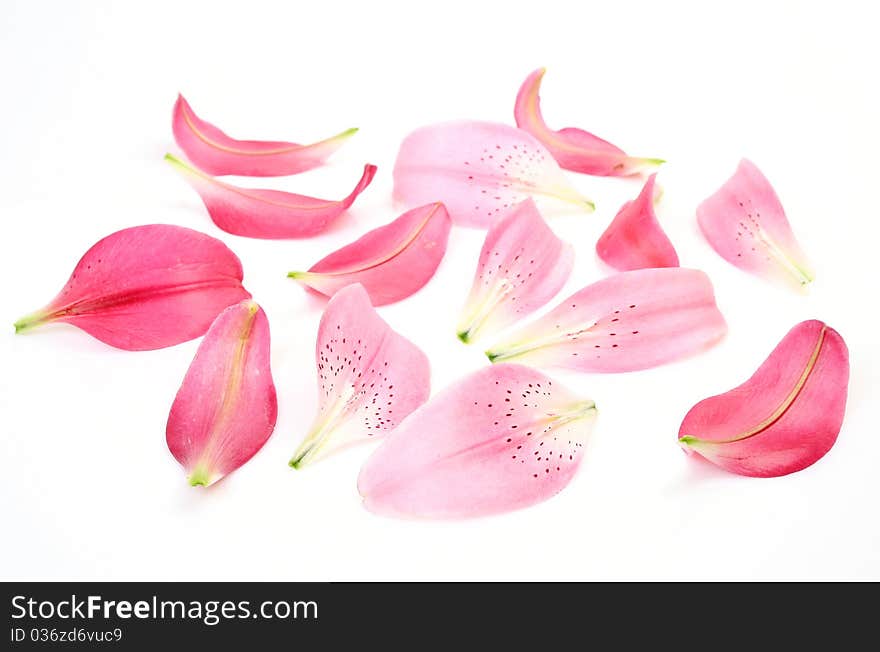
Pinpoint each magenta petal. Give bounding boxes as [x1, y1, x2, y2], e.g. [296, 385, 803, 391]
[358, 364, 596, 519]
[290, 284, 430, 468]
[514, 68, 663, 177]
[166, 300, 277, 486]
[697, 159, 814, 289]
[393, 120, 594, 228]
[288, 202, 452, 306]
[456, 198, 573, 344]
[679, 320, 849, 477]
[172, 94, 357, 177]
[14, 225, 251, 351]
[167, 155, 376, 239]
[596, 173, 679, 271]
[486, 268, 726, 372]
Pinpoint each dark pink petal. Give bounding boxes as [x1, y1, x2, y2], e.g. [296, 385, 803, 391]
[288, 203, 452, 305]
[14, 225, 250, 351]
[486, 268, 726, 372]
[167, 300, 277, 486]
[166, 154, 376, 239]
[393, 120, 594, 228]
[697, 159, 814, 289]
[172, 94, 357, 177]
[595, 173, 679, 271]
[290, 284, 430, 468]
[679, 320, 849, 477]
[358, 364, 596, 519]
[456, 198, 573, 344]
[514, 68, 663, 177]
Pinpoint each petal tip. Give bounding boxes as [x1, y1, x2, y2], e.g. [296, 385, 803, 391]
[13, 310, 48, 334]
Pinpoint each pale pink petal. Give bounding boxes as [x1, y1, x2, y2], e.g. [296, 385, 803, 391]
[172, 94, 357, 177]
[288, 202, 452, 305]
[697, 159, 814, 289]
[486, 268, 726, 372]
[14, 225, 250, 351]
[358, 364, 596, 519]
[679, 320, 849, 477]
[514, 68, 663, 177]
[456, 198, 573, 344]
[166, 300, 277, 486]
[167, 154, 376, 239]
[290, 284, 430, 468]
[596, 173, 679, 271]
[392, 120, 594, 228]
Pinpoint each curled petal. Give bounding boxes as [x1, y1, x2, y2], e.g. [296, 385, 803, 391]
[596, 173, 679, 271]
[697, 159, 814, 289]
[14, 225, 250, 351]
[486, 268, 726, 372]
[166, 154, 377, 239]
[392, 120, 594, 228]
[290, 284, 430, 468]
[679, 320, 848, 477]
[288, 202, 452, 306]
[514, 68, 663, 177]
[456, 198, 573, 344]
[166, 300, 277, 486]
[172, 94, 357, 176]
[358, 364, 597, 519]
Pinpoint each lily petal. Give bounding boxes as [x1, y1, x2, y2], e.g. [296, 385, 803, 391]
[166, 154, 377, 239]
[679, 320, 848, 477]
[392, 120, 594, 228]
[697, 159, 814, 289]
[456, 198, 574, 344]
[596, 173, 680, 271]
[172, 94, 357, 176]
[290, 284, 430, 468]
[358, 363, 597, 519]
[288, 202, 452, 305]
[166, 300, 277, 486]
[514, 68, 663, 177]
[14, 225, 250, 351]
[486, 268, 726, 372]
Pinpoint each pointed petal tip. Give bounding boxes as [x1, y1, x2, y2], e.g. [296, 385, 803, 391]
[457, 330, 472, 344]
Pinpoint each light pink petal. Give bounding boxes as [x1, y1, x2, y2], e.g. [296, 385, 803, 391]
[166, 300, 277, 486]
[697, 159, 814, 289]
[288, 202, 452, 305]
[392, 120, 594, 228]
[166, 154, 376, 239]
[172, 94, 357, 177]
[595, 173, 680, 271]
[679, 320, 849, 477]
[486, 268, 726, 372]
[456, 198, 573, 344]
[358, 364, 596, 519]
[514, 68, 663, 177]
[14, 225, 251, 351]
[290, 284, 430, 468]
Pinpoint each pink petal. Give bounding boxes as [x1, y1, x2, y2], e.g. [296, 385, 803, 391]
[166, 300, 277, 486]
[172, 94, 357, 177]
[679, 320, 849, 477]
[456, 198, 574, 344]
[288, 202, 452, 306]
[166, 154, 376, 239]
[14, 225, 250, 351]
[486, 268, 726, 372]
[697, 159, 814, 289]
[358, 363, 596, 519]
[595, 173, 680, 271]
[290, 284, 430, 468]
[514, 68, 664, 177]
[392, 120, 594, 228]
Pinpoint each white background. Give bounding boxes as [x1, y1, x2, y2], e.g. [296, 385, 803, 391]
[1, 0, 878, 581]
